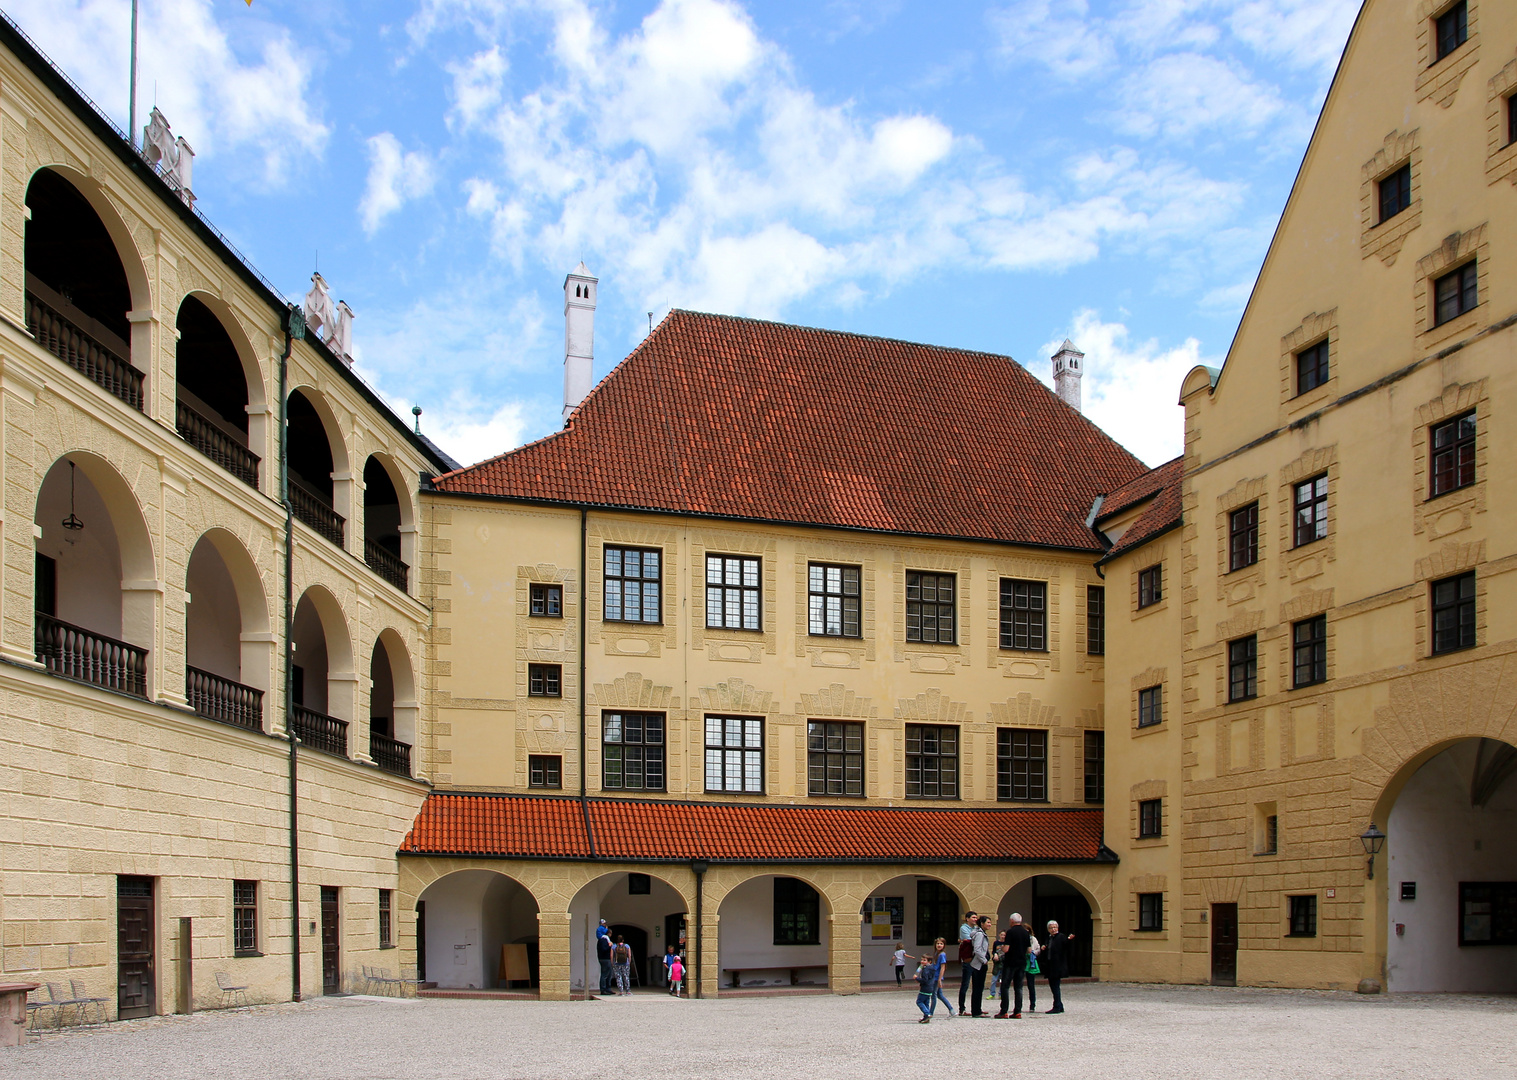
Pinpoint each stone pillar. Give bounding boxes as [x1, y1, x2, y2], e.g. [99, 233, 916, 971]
[537, 910, 573, 1001]
[697, 910, 721, 999]
[829, 910, 862, 995]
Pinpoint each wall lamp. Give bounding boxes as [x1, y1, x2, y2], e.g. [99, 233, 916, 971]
[1360, 823, 1386, 879]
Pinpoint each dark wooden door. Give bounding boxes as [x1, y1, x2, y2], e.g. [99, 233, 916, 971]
[415, 900, 426, 983]
[1211, 903, 1238, 986]
[320, 887, 340, 994]
[117, 876, 155, 1018]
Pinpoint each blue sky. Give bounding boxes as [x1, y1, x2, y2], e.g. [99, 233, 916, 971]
[9, 0, 1361, 467]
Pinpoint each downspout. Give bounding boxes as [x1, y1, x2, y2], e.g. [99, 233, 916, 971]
[281, 306, 305, 1002]
[691, 859, 708, 999]
[579, 507, 595, 857]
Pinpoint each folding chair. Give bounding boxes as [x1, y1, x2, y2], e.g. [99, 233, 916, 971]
[25, 987, 57, 1035]
[45, 983, 87, 1028]
[69, 980, 109, 1027]
[214, 971, 250, 1008]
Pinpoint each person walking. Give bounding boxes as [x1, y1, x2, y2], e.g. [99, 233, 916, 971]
[914, 956, 938, 1023]
[661, 944, 678, 990]
[956, 911, 978, 1015]
[596, 926, 614, 996]
[611, 935, 633, 995]
[967, 915, 991, 1016]
[668, 953, 685, 998]
[1042, 920, 1075, 1014]
[996, 913, 1033, 1018]
[929, 936, 955, 1017]
[891, 942, 908, 987]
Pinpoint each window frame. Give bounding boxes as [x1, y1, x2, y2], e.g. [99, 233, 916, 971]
[1433, 0, 1468, 63]
[1138, 685, 1163, 728]
[379, 889, 394, 949]
[1261, 813, 1279, 856]
[1292, 615, 1328, 689]
[529, 582, 563, 618]
[602, 545, 663, 625]
[1287, 894, 1318, 938]
[704, 714, 765, 795]
[1292, 474, 1329, 548]
[807, 720, 865, 798]
[1083, 730, 1105, 804]
[1137, 892, 1164, 932]
[1228, 635, 1258, 703]
[529, 754, 562, 789]
[1433, 261, 1478, 327]
[1138, 798, 1163, 839]
[1295, 339, 1330, 396]
[1431, 571, 1477, 655]
[1086, 585, 1105, 656]
[916, 879, 959, 949]
[1377, 163, 1411, 225]
[1429, 411, 1476, 498]
[998, 578, 1048, 651]
[807, 562, 861, 639]
[904, 723, 959, 799]
[1458, 881, 1517, 946]
[233, 879, 259, 956]
[601, 711, 667, 792]
[905, 571, 956, 645]
[527, 663, 562, 698]
[1509, 92, 1517, 148]
[1229, 503, 1259, 571]
[1138, 565, 1162, 608]
[996, 728, 1049, 802]
[705, 554, 762, 632]
[773, 877, 821, 946]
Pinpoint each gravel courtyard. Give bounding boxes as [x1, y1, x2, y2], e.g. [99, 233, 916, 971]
[7, 983, 1515, 1080]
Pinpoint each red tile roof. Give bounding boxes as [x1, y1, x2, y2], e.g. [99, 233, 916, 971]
[399, 793, 1110, 864]
[432, 311, 1147, 551]
[1095, 455, 1182, 523]
[1100, 458, 1183, 561]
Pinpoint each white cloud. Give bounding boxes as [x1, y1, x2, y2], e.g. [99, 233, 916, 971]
[1229, 0, 1361, 72]
[427, 400, 535, 470]
[1115, 53, 1284, 139]
[359, 134, 438, 234]
[988, 0, 1113, 80]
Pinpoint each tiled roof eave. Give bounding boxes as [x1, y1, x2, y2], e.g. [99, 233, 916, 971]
[1096, 516, 1184, 566]
[396, 850, 1116, 865]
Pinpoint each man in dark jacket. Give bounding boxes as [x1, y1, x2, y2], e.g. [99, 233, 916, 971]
[596, 927, 614, 996]
[1042, 920, 1075, 1013]
[996, 913, 1034, 1018]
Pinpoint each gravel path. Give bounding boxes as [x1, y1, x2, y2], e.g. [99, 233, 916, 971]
[7, 982, 1515, 1080]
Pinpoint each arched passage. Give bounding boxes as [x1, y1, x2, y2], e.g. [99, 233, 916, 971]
[291, 586, 354, 757]
[185, 530, 269, 730]
[368, 630, 416, 776]
[858, 874, 962, 985]
[287, 389, 347, 548]
[362, 455, 410, 592]
[568, 871, 690, 994]
[417, 870, 541, 991]
[175, 295, 259, 487]
[716, 874, 832, 989]
[997, 875, 1097, 978]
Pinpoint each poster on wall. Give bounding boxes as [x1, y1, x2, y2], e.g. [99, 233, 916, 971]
[863, 897, 905, 940]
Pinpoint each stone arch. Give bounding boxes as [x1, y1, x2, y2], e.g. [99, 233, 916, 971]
[291, 583, 356, 736]
[286, 385, 352, 546]
[361, 452, 414, 589]
[711, 868, 836, 990]
[369, 627, 419, 770]
[993, 871, 1104, 980]
[416, 869, 543, 991]
[568, 869, 693, 993]
[184, 529, 273, 725]
[174, 291, 269, 489]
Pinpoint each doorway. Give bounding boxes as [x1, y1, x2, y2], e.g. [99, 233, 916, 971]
[117, 875, 155, 1018]
[416, 900, 426, 983]
[321, 887, 340, 994]
[1030, 878, 1094, 977]
[1211, 903, 1238, 986]
[608, 924, 649, 988]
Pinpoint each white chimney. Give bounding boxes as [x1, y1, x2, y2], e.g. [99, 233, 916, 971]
[1051, 338, 1084, 411]
[563, 263, 597, 422]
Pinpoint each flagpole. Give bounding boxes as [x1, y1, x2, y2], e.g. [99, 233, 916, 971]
[128, 0, 138, 148]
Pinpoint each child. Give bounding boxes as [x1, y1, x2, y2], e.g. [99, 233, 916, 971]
[668, 953, 684, 997]
[914, 956, 937, 1023]
[930, 936, 955, 1017]
[892, 942, 907, 986]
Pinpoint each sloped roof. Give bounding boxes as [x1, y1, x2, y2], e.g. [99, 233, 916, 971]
[1100, 458, 1183, 561]
[399, 793, 1110, 864]
[433, 311, 1147, 551]
[1095, 455, 1182, 524]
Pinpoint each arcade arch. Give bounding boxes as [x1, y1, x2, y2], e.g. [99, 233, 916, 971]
[996, 875, 1097, 977]
[568, 871, 690, 993]
[287, 388, 348, 549]
[858, 875, 963, 985]
[417, 870, 541, 991]
[184, 530, 270, 730]
[368, 630, 417, 776]
[291, 586, 355, 756]
[174, 295, 261, 488]
[362, 454, 411, 592]
[715, 873, 833, 989]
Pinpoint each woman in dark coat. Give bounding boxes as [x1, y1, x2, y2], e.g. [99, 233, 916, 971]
[1042, 921, 1075, 1013]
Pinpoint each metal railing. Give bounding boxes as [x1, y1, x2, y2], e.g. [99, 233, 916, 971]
[289, 484, 345, 548]
[291, 705, 348, 757]
[25, 291, 143, 411]
[35, 612, 147, 697]
[364, 540, 409, 592]
[186, 666, 263, 731]
[176, 400, 259, 488]
[370, 731, 412, 777]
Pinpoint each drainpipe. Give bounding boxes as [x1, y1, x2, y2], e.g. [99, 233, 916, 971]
[579, 508, 595, 857]
[691, 859, 708, 999]
[281, 305, 306, 1002]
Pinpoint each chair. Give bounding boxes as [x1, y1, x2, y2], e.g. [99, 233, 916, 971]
[25, 987, 57, 1034]
[366, 967, 399, 996]
[214, 971, 250, 1008]
[68, 980, 109, 1027]
[395, 966, 425, 998]
[45, 983, 87, 1028]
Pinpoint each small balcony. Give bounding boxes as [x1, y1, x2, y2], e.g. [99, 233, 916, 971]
[176, 400, 259, 488]
[186, 666, 263, 731]
[291, 705, 348, 757]
[370, 730, 413, 778]
[26, 290, 144, 411]
[364, 540, 409, 593]
[289, 484, 345, 548]
[35, 611, 147, 698]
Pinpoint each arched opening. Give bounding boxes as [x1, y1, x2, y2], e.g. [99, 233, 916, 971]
[859, 875, 962, 986]
[417, 870, 540, 991]
[175, 296, 258, 487]
[569, 872, 689, 994]
[716, 874, 831, 989]
[362, 456, 409, 592]
[24, 168, 144, 410]
[287, 389, 345, 548]
[184, 531, 269, 731]
[368, 631, 416, 777]
[33, 454, 153, 697]
[997, 876, 1095, 977]
[291, 587, 353, 757]
[1383, 738, 1517, 992]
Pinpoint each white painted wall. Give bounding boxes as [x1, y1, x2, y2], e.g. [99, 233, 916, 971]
[1386, 741, 1517, 992]
[859, 875, 965, 983]
[567, 872, 688, 991]
[419, 870, 538, 989]
[36, 463, 122, 638]
[185, 540, 242, 680]
[717, 876, 828, 986]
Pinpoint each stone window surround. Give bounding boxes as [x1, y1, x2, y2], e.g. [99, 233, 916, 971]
[1415, 0, 1480, 108]
[1411, 379, 1488, 540]
[1214, 477, 1268, 603]
[1278, 446, 1339, 585]
[1128, 877, 1168, 939]
[587, 525, 680, 658]
[1074, 574, 1105, 676]
[1130, 779, 1167, 846]
[1414, 224, 1490, 349]
[1129, 666, 1169, 734]
[793, 540, 879, 668]
[1485, 53, 1517, 186]
[1277, 590, 1335, 693]
[1359, 133, 1422, 267]
[689, 531, 778, 662]
[984, 556, 1063, 679]
[1279, 310, 1340, 414]
[1129, 548, 1170, 621]
[893, 550, 972, 672]
[1412, 541, 1487, 659]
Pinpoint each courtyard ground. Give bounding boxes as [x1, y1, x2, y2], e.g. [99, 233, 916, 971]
[7, 982, 1514, 1080]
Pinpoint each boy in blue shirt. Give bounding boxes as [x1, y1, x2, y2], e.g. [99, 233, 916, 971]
[914, 956, 937, 1023]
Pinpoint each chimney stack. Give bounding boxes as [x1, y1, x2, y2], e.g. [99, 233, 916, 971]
[563, 263, 597, 423]
[1051, 339, 1084, 411]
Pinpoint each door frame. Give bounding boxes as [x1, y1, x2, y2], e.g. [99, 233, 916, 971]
[117, 875, 157, 1019]
[1210, 902, 1238, 987]
[320, 886, 340, 995]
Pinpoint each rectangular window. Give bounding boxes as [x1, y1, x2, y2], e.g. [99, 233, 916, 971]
[1295, 339, 1330, 395]
[1293, 475, 1328, 547]
[603, 546, 661, 624]
[1138, 565, 1163, 608]
[704, 715, 764, 794]
[807, 721, 864, 797]
[905, 724, 958, 799]
[379, 889, 393, 948]
[601, 712, 666, 791]
[808, 563, 861, 638]
[1138, 893, 1164, 932]
[529, 583, 562, 617]
[1288, 895, 1318, 938]
[774, 878, 820, 945]
[1458, 881, 1517, 945]
[1435, 0, 1468, 62]
[1431, 572, 1477, 655]
[233, 880, 258, 955]
[1228, 635, 1258, 702]
[1138, 685, 1163, 727]
[529, 754, 562, 789]
[1510, 93, 1517, 147]
[916, 880, 958, 948]
[1429, 411, 1476, 497]
[1139, 798, 1163, 839]
[1434, 261, 1478, 326]
[35, 553, 57, 616]
[996, 728, 1048, 802]
[1083, 731, 1105, 804]
[1293, 616, 1328, 688]
[1229, 503, 1259, 571]
[1262, 814, 1279, 855]
[906, 572, 956, 644]
[528, 663, 562, 697]
[1086, 586, 1105, 655]
[1378, 164, 1411, 224]
[706, 554, 761, 631]
[999, 579, 1047, 651]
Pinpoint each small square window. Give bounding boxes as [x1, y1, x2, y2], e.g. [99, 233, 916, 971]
[1261, 814, 1279, 855]
[530, 583, 563, 617]
[1434, 0, 1468, 63]
[1288, 894, 1318, 937]
[1138, 893, 1164, 932]
[1139, 798, 1163, 838]
[628, 873, 651, 895]
[1293, 474, 1328, 547]
[1138, 565, 1162, 608]
[1377, 164, 1411, 224]
[1229, 504, 1259, 571]
[1431, 572, 1476, 655]
[1086, 586, 1105, 655]
[1292, 615, 1327, 688]
[1295, 340, 1330, 395]
[1433, 261, 1478, 326]
[1228, 635, 1258, 702]
[529, 754, 562, 788]
[1429, 411, 1476, 497]
[1138, 685, 1163, 728]
[528, 663, 562, 697]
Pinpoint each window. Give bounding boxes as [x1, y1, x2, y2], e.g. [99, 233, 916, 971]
[603, 546, 661, 624]
[916, 880, 959, 948]
[529, 583, 562, 617]
[1138, 893, 1164, 932]
[1228, 636, 1258, 702]
[379, 889, 393, 948]
[233, 880, 258, 955]
[1138, 565, 1163, 608]
[906, 572, 956, 644]
[996, 728, 1048, 801]
[1293, 616, 1328, 688]
[528, 663, 561, 697]
[999, 579, 1047, 651]
[1434, 0, 1467, 62]
[905, 724, 958, 799]
[1287, 895, 1318, 937]
[706, 554, 760, 631]
[1138, 685, 1163, 727]
[1139, 798, 1163, 839]
[807, 721, 864, 797]
[774, 878, 820, 945]
[1295, 340, 1330, 395]
[1086, 586, 1105, 655]
[1292, 475, 1328, 547]
[1458, 882, 1517, 945]
[1229, 504, 1259, 571]
[1083, 731, 1105, 804]
[1510, 93, 1517, 147]
[1429, 411, 1476, 497]
[1434, 261, 1478, 326]
[1431, 572, 1476, 655]
[35, 553, 56, 616]
[628, 873, 651, 895]
[1261, 814, 1279, 855]
[808, 563, 861, 638]
[705, 715, 764, 794]
[1378, 164, 1411, 224]
[602, 712, 665, 791]
[529, 754, 562, 789]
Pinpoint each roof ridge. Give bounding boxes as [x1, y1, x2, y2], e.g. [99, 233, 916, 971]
[668, 307, 1023, 364]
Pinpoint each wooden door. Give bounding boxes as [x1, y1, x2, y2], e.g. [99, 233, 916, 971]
[320, 887, 340, 994]
[1211, 903, 1238, 986]
[416, 900, 426, 982]
[117, 876, 155, 1019]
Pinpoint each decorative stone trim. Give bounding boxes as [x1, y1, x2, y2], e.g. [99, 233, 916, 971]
[1277, 445, 1338, 585]
[1411, 379, 1488, 539]
[1411, 540, 1487, 658]
[1072, 565, 1105, 676]
[1129, 545, 1171, 621]
[894, 689, 968, 725]
[1215, 476, 1267, 604]
[689, 529, 778, 661]
[1128, 666, 1168, 733]
[1485, 53, 1517, 186]
[797, 683, 878, 719]
[587, 523, 680, 656]
[1129, 780, 1167, 843]
[892, 550, 972, 672]
[793, 539, 877, 667]
[1275, 590, 1334, 692]
[1414, 225, 1490, 348]
[988, 692, 1059, 728]
[983, 555, 1063, 678]
[1278, 310, 1340, 415]
[1360, 133, 1423, 266]
[1415, 0, 1480, 108]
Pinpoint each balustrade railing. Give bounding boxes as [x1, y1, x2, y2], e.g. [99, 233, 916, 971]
[291, 705, 348, 757]
[364, 540, 409, 592]
[176, 400, 259, 488]
[186, 666, 263, 731]
[370, 731, 412, 777]
[289, 485, 345, 548]
[25, 291, 144, 411]
[35, 612, 147, 697]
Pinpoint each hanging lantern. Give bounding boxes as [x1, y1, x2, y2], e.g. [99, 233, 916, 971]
[62, 461, 84, 532]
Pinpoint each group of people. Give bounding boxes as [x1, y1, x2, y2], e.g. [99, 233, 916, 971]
[594, 919, 685, 998]
[900, 910, 1074, 1023]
